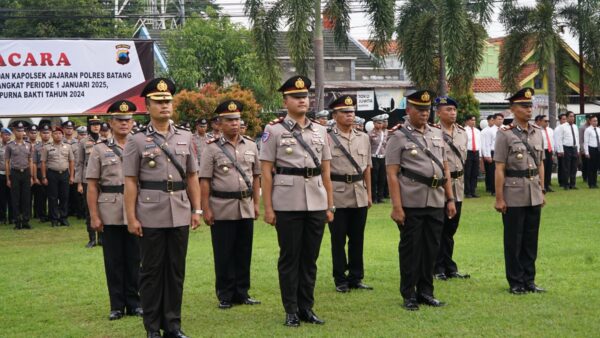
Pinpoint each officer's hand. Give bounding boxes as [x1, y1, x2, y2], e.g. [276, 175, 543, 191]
[33, 178, 40, 185]
[264, 209, 276, 226]
[586, 154, 590, 159]
[203, 208, 214, 226]
[541, 197, 546, 208]
[42, 178, 48, 186]
[391, 207, 405, 227]
[91, 216, 103, 232]
[6, 179, 11, 189]
[326, 210, 334, 223]
[557, 152, 564, 158]
[191, 214, 201, 230]
[446, 201, 457, 219]
[77, 183, 83, 193]
[30, 177, 34, 186]
[495, 199, 507, 214]
[128, 219, 143, 237]
[367, 198, 373, 209]
[254, 203, 260, 220]
[484, 157, 492, 163]
[69, 177, 74, 185]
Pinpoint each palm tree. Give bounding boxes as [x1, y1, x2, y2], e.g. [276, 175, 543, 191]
[499, 0, 576, 127]
[244, 0, 395, 111]
[395, 0, 494, 97]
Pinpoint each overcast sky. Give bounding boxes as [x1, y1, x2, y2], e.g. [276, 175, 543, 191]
[216, 0, 580, 52]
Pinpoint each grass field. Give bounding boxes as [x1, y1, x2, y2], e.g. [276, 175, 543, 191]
[1, 180, 599, 338]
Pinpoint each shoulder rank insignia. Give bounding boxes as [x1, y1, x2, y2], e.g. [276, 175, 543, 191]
[428, 122, 441, 129]
[133, 126, 147, 134]
[456, 123, 465, 130]
[269, 117, 285, 125]
[206, 137, 218, 144]
[175, 124, 190, 132]
[531, 123, 541, 129]
[500, 124, 514, 131]
[242, 135, 255, 143]
[388, 123, 403, 132]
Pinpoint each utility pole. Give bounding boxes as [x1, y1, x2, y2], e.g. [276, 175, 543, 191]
[578, 0, 585, 116]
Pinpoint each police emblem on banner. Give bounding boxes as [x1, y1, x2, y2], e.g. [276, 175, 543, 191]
[115, 44, 131, 65]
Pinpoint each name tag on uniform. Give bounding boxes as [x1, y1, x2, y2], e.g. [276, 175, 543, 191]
[244, 150, 254, 156]
[281, 132, 293, 138]
[48, 148, 56, 152]
[145, 144, 157, 149]
[177, 142, 187, 145]
[104, 152, 116, 158]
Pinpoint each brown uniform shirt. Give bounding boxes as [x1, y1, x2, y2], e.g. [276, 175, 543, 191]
[369, 129, 388, 158]
[86, 138, 127, 225]
[199, 136, 260, 220]
[41, 142, 74, 172]
[75, 136, 98, 184]
[123, 123, 198, 228]
[33, 141, 46, 166]
[6, 141, 32, 170]
[259, 116, 332, 211]
[442, 124, 467, 202]
[327, 127, 372, 208]
[493, 123, 545, 207]
[0, 141, 9, 174]
[192, 133, 209, 168]
[385, 121, 447, 208]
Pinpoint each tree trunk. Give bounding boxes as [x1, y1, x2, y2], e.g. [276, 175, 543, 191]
[548, 56, 557, 128]
[438, 30, 447, 96]
[313, 0, 325, 112]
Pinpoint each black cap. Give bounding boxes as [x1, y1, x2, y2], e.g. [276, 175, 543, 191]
[28, 124, 38, 132]
[278, 75, 311, 98]
[39, 124, 51, 132]
[100, 122, 110, 131]
[214, 100, 243, 119]
[88, 115, 102, 126]
[406, 90, 434, 109]
[11, 120, 30, 131]
[507, 87, 534, 106]
[107, 100, 136, 119]
[61, 120, 75, 128]
[434, 96, 458, 108]
[140, 78, 175, 101]
[329, 95, 356, 112]
[210, 116, 220, 123]
[196, 118, 208, 126]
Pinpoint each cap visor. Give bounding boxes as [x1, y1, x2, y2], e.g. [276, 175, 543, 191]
[286, 92, 309, 98]
[148, 94, 173, 101]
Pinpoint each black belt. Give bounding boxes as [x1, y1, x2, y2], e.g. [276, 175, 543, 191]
[401, 168, 447, 188]
[275, 166, 322, 178]
[10, 168, 29, 173]
[450, 170, 463, 179]
[139, 180, 186, 192]
[330, 173, 364, 183]
[505, 168, 539, 178]
[48, 169, 68, 174]
[100, 185, 124, 193]
[211, 189, 253, 200]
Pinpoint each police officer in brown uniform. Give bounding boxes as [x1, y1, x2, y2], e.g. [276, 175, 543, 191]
[41, 126, 75, 227]
[87, 100, 142, 321]
[494, 88, 546, 295]
[192, 118, 209, 168]
[0, 127, 13, 225]
[5, 121, 34, 229]
[199, 100, 262, 309]
[326, 95, 374, 293]
[385, 90, 457, 311]
[32, 124, 51, 223]
[369, 114, 388, 203]
[123, 78, 201, 338]
[433, 96, 471, 280]
[260, 75, 334, 327]
[77, 116, 103, 247]
[62, 120, 80, 218]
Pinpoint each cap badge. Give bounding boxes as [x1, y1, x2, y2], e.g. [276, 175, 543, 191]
[157, 80, 168, 92]
[228, 101, 237, 112]
[439, 98, 447, 104]
[344, 96, 353, 105]
[516, 153, 524, 160]
[524, 90, 532, 98]
[410, 149, 418, 156]
[119, 102, 129, 112]
[421, 92, 430, 102]
[295, 77, 305, 89]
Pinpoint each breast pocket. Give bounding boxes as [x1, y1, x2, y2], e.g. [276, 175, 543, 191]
[356, 148, 367, 165]
[216, 158, 233, 174]
[175, 147, 189, 163]
[243, 152, 256, 164]
[101, 157, 118, 167]
[510, 145, 527, 161]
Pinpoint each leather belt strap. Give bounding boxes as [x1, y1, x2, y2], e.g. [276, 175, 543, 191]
[100, 185, 124, 193]
[401, 167, 447, 188]
[505, 168, 539, 178]
[330, 173, 364, 183]
[275, 166, 322, 178]
[450, 170, 464, 179]
[139, 180, 185, 192]
[211, 189, 253, 200]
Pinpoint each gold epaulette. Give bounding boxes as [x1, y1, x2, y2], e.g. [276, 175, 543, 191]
[428, 122, 441, 129]
[269, 117, 285, 125]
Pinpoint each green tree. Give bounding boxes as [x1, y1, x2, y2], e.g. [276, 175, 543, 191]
[0, 0, 131, 38]
[396, 0, 494, 97]
[163, 10, 281, 112]
[244, 0, 395, 111]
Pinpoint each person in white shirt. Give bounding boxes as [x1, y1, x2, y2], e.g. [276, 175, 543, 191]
[463, 115, 481, 197]
[482, 113, 504, 195]
[554, 113, 567, 187]
[579, 115, 591, 182]
[555, 111, 580, 189]
[535, 115, 555, 192]
[583, 115, 600, 188]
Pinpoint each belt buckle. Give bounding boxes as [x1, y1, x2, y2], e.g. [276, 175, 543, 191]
[345, 174, 353, 184]
[431, 176, 439, 188]
[166, 180, 174, 192]
[240, 190, 251, 199]
[528, 169, 535, 178]
[305, 168, 314, 178]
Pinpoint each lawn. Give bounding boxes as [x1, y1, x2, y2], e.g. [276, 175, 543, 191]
[1, 180, 599, 337]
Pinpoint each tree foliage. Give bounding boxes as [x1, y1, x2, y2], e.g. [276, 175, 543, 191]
[163, 9, 281, 112]
[396, 0, 493, 96]
[0, 0, 131, 38]
[173, 83, 263, 137]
